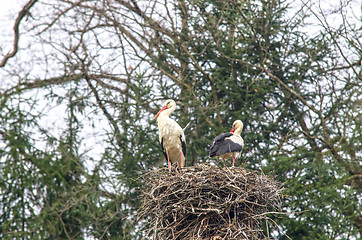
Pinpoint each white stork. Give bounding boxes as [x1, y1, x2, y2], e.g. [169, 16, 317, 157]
[209, 120, 244, 167]
[154, 99, 186, 172]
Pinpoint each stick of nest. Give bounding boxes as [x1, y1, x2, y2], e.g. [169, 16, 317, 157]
[138, 164, 283, 240]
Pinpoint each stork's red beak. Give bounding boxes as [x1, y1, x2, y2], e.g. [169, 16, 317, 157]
[154, 106, 168, 119]
[230, 128, 235, 133]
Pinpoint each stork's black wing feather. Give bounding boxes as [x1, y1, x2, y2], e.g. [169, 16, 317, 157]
[213, 132, 233, 142]
[209, 141, 220, 157]
[215, 139, 243, 156]
[180, 135, 186, 157]
[209, 133, 243, 157]
[161, 137, 168, 160]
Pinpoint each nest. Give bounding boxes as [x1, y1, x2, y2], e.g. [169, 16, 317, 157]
[139, 164, 283, 240]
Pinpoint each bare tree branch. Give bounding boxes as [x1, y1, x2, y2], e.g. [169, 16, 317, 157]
[0, 0, 38, 67]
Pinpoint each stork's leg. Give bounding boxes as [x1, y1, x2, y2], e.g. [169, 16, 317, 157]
[223, 158, 226, 168]
[232, 154, 235, 167]
[167, 152, 172, 173]
[179, 151, 184, 168]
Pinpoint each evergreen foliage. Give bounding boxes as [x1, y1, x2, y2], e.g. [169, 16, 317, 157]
[0, 0, 360, 239]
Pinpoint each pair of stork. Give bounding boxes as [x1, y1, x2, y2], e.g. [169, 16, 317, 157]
[154, 99, 244, 172]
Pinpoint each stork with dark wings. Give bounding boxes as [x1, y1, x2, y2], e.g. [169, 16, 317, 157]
[209, 120, 244, 167]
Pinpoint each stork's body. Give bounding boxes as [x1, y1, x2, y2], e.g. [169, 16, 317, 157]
[154, 100, 186, 172]
[209, 120, 244, 167]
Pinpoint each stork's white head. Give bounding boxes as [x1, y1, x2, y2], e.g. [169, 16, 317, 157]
[230, 120, 243, 135]
[154, 99, 177, 119]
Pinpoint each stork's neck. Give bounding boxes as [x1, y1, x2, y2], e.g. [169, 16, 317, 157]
[234, 127, 243, 135]
[158, 106, 175, 119]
